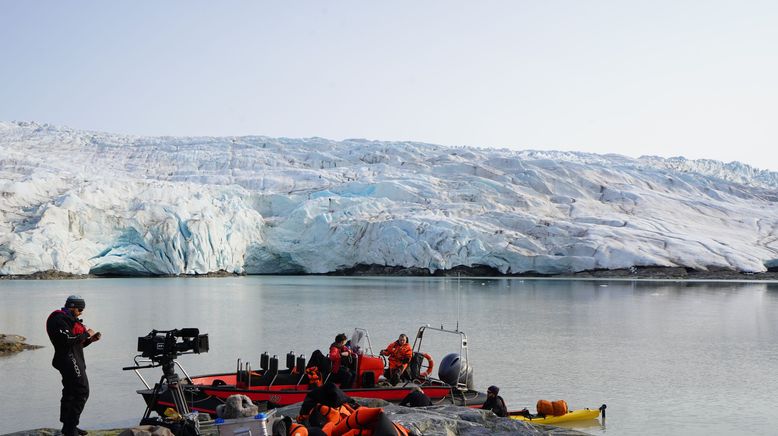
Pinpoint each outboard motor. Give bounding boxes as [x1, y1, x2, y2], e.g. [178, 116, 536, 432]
[438, 353, 474, 390]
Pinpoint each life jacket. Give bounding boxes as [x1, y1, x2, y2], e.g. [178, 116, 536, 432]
[288, 423, 308, 436]
[306, 366, 323, 387]
[331, 407, 409, 436]
[73, 320, 86, 336]
[47, 310, 87, 338]
[316, 403, 355, 435]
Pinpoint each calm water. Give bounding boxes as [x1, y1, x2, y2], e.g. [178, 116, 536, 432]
[1, 277, 777, 435]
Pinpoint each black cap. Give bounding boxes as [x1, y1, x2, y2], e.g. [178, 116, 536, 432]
[487, 385, 499, 394]
[65, 295, 86, 310]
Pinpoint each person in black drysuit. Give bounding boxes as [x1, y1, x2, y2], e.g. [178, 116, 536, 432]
[481, 385, 508, 417]
[46, 295, 101, 436]
[297, 381, 359, 425]
[399, 386, 432, 407]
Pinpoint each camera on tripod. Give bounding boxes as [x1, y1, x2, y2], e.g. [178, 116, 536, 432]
[137, 328, 209, 361]
[126, 328, 211, 435]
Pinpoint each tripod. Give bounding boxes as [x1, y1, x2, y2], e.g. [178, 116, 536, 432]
[128, 357, 200, 435]
[142, 358, 192, 421]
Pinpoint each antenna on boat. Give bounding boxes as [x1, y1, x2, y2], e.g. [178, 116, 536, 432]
[456, 273, 461, 332]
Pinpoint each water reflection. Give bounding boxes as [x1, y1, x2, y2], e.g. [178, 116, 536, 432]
[0, 277, 777, 435]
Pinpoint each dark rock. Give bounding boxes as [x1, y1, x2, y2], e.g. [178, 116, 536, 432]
[117, 426, 175, 436]
[0, 270, 91, 280]
[0, 334, 43, 355]
[329, 263, 778, 280]
[7, 263, 778, 280]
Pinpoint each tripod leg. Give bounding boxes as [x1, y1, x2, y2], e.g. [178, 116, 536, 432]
[169, 382, 191, 415]
[142, 375, 167, 423]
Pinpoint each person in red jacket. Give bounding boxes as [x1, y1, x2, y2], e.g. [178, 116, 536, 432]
[380, 334, 413, 385]
[328, 333, 355, 388]
[46, 295, 101, 436]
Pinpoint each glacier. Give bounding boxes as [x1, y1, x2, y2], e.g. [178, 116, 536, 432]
[1, 121, 777, 276]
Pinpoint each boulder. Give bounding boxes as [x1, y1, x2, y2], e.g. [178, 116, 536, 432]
[0, 334, 43, 355]
[216, 394, 260, 419]
[117, 425, 175, 436]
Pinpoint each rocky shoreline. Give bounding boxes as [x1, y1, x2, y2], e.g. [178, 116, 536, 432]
[333, 264, 778, 280]
[2, 264, 778, 280]
[6, 399, 593, 436]
[0, 334, 43, 355]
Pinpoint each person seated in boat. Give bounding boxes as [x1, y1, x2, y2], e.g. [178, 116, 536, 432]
[399, 386, 432, 407]
[297, 381, 359, 425]
[380, 333, 413, 385]
[329, 333, 356, 389]
[481, 385, 508, 417]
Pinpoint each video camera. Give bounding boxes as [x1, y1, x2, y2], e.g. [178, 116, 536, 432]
[137, 328, 209, 361]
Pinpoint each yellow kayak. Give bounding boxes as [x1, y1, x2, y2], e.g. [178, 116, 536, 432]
[509, 405, 605, 425]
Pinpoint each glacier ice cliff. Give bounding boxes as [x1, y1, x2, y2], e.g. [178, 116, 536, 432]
[1, 121, 777, 276]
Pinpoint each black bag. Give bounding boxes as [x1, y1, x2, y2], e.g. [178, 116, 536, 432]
[408, 352, 424, 380]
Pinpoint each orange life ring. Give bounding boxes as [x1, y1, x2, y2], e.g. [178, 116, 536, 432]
[419, 353, 435, 378]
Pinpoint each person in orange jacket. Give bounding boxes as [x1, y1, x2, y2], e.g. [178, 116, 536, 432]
[380, 333, 413, 385]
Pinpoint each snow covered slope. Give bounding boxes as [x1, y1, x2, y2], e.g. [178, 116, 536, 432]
[1, 121, 777, 276]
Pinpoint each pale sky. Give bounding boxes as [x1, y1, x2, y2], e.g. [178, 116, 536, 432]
[2, 1, 777, 170]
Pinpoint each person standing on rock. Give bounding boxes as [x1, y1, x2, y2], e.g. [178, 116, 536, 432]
[46, 295, 101, 436]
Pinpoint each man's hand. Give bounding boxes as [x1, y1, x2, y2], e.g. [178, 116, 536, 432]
[91, 332, 102, 342]
[87, 328, 95, 336]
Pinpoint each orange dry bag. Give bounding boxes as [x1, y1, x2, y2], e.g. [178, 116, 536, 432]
[536, 399, 554, 416]
[552, 400, 568, 416]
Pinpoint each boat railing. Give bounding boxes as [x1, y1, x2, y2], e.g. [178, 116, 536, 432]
[412, 324, 469, 391]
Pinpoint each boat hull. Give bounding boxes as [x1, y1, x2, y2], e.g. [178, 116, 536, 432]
[140, 372, 486, 416]
[509, 408, 601, 424]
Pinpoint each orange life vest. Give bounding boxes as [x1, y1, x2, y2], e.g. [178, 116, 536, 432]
[331, 407, 409, 436]
[288, 423, 308, 436]
[305, 366, 322, 387]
